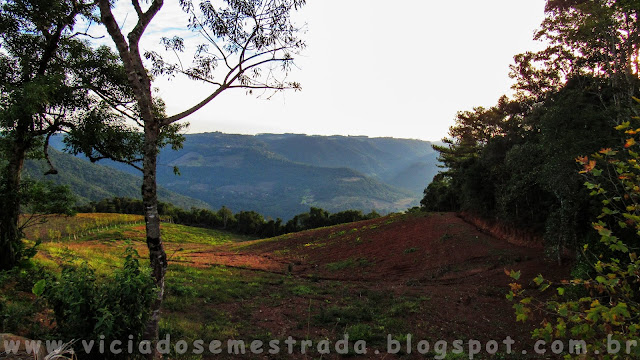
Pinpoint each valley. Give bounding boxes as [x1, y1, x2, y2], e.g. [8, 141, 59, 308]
[41, 133, 440, 219]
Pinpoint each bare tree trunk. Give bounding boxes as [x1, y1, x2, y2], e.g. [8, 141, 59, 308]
[141, 126, 166, 360]
[97, 4, 167, 358]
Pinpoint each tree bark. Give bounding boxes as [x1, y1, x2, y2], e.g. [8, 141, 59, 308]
[0, 142, 27, 270]
[141, 120, 167, 360]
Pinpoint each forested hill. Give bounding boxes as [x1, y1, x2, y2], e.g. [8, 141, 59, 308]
[49, 133, 439, 219]
[23, 149, 211, 210]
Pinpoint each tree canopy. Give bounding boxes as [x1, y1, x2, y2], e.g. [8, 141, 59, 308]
[0, 0, 131, 269]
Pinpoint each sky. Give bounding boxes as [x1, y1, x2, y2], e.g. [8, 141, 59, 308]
[106, 0, 549, 142]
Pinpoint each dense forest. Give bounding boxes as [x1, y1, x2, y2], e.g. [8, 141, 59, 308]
[421, 1, 640, 263]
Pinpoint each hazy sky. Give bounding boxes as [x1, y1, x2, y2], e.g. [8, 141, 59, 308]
[111, 0, 548, 141]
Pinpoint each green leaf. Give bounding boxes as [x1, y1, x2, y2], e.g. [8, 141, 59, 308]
[509, 270, 521, 280]
[558, 305, 568, 317]
[615, 121, 630, 130]
[506, 292, 514, 301]
[32, 279, 46, 297]
[557, 287, 565, 296]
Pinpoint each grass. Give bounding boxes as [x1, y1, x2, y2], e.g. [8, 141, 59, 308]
[10, 215, 421, 357]
[325, 257, 373, 271]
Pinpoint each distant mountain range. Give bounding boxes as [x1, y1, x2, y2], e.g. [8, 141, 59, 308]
[41, 133, 440, 219]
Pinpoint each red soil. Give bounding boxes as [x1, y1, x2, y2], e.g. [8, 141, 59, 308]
[176, 212, 571, 356]
[227, 212, 565, 284]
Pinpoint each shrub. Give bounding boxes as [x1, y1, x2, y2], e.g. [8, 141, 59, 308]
[43, 247, 155, 359]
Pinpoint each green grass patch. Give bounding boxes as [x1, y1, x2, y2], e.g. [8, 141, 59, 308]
[291, 285, 315, 296]
[328, 230, 347, 239]
[325, 258, 373, 271]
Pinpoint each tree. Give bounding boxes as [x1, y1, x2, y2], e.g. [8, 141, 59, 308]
[420, 173, 459, 212]
[508, 103, 640, 357]
[0, 0, 131, 270]
[92, 0, 305, 354]
[217, 206, 233, 229]
[305, 207, 329, 229]
[511, 0, 640, 107]
[236, 210, 265, 235]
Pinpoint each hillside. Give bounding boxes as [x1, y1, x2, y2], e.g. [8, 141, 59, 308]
[4, 212, 569, 359]
[23, 149, 211, 209]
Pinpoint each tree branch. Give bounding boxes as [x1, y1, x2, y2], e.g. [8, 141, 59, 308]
[162, 81, 231, 125]
[43, 132, 59, 175]
[98, 0, 133, 67]
[132, 0, 143, 17]
[127, 0, 163, 47]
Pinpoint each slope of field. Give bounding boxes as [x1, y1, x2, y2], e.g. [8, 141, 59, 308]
[5, 212, 569, 359]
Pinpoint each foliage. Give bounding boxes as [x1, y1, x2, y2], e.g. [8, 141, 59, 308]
[16, 180, 77, 261]
[510, 0, 640, 104]
[420, 173, 459, 212]
[43, 247, 155, 359]
[0, 266, 50, 338]
[0, 0, 133, 270]
[20, 180, 76, 217]
[508, 107, 640, 358]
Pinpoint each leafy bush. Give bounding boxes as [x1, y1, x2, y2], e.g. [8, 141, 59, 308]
[43, 247, 155, 359]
